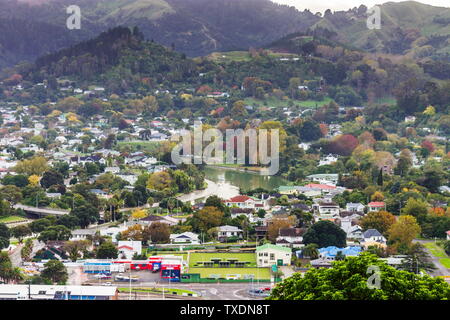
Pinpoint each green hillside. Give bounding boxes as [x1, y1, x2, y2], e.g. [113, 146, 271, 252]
[312, 1, 450, 59]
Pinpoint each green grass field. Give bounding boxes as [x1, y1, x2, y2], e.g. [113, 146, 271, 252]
[208, 50, 300, 63]
[188, 267, 270, 280]
[188, 252, 256, 267]
[297, 97, 334, 108]
[423, 242, 447, 258]
[374, 96, 396, 106]
[439, 258, 450, 269]
[0, 216, 27, 224]
[116, 140, 161, 153]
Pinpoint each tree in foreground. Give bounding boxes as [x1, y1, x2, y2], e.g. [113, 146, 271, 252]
[268, 253, 450, 300]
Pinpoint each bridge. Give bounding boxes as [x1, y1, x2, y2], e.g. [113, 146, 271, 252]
[13, 204, 70, 217]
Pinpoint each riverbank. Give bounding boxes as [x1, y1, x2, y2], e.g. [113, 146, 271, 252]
[176, 179, 239, 203]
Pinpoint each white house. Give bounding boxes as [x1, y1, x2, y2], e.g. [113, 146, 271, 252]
[276, 228, 305, 248]
[225, 195, 268, 210]
[340, 218, 363, 240]
[99, 225, 128, 243]
[307, 173, 339, 186]
[367, 202, 386, 212]
[256, 244, 292, 267]
[314, 202, 340, 219]
[319, 154, 339, 166]
[105, 167, 120, 174]
[346, 202, 365, 212]
[70, 229, 96, 241]
[216, 225, 243, 242]
[117, 241, 142, 259]
[170, 232, 200, 244]
[362, 229, 387, 248]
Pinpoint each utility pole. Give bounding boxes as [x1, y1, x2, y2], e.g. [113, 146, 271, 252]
[129, 266, 132, 300]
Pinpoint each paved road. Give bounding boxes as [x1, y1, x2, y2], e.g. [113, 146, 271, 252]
[414, 239, 450, 277]
[13, 204, 69, 217]
[83, 276, 265, 300]
[9, 239, 45, 267]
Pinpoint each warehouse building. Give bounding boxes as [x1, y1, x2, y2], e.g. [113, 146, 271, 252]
[0, 285, 118, 300]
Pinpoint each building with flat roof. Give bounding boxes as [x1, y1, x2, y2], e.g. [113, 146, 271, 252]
[0, 285, 118, 300]
[256, 244, 292, 267]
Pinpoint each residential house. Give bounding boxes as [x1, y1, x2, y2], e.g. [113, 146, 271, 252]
[314, 202, 340, 220]
[255, 226, 268, 241]
[169, 232, 200, 244]
[339, 217, 363, 240]
[307, 173, 339, 186]
[130, 215, 178, 227]
[361, 229, 387, 248]
[216, 225, 243, 242]
[70, 229, 96, 241]
[117, 241, 142, 260]
[367, 202, 386, 212]
[346, 202, 365, 213]
[225, 195, 268, 210]
[230, 208, 259, 223]
[276, 228, 306, 248]
[291, 203, 311, 212]
[99, 224, 128, 243]
[105, 167, 120, 174]
[319, 154, 339, 166]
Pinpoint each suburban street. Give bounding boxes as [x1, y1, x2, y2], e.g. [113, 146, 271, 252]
[9, 239, 45, 267]
[414, 239, 450, 278]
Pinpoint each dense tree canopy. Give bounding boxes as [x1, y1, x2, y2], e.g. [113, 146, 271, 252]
[269, 254, 450, 300]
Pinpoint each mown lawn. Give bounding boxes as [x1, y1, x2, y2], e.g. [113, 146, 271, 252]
[439, 258, 450, 269]
[189, 252, 256, 267]
[116, 140, 161, 153]
[0, 215, 27, 224]
[297, 97, 334, 108]
[423, 242, 447, 258]
[188, 267, 270, 280]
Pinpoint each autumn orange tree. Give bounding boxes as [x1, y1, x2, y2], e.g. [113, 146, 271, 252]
[190, 206, 224, 234]
[360, 210, 396, 235]
[388, 215, 421, 251]
[267, 215, 296, 242]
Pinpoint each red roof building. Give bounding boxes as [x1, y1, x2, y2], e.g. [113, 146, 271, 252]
[304, 183, 336, 190]
[367, 202, 386, 212]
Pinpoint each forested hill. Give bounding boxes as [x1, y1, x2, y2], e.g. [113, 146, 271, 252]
[0, 0, 320, 68]
[3, 0, 450, 70]
[312, 1, 450, 61]
[25, 26, 202, 89]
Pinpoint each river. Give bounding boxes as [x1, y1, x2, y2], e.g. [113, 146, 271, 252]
[176, 167, 288, 204]
[203, 166, 288, 192]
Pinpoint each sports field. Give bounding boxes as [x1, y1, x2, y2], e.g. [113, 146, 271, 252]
[188, 252, 256, 267]
[189, 267, 270, 280]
